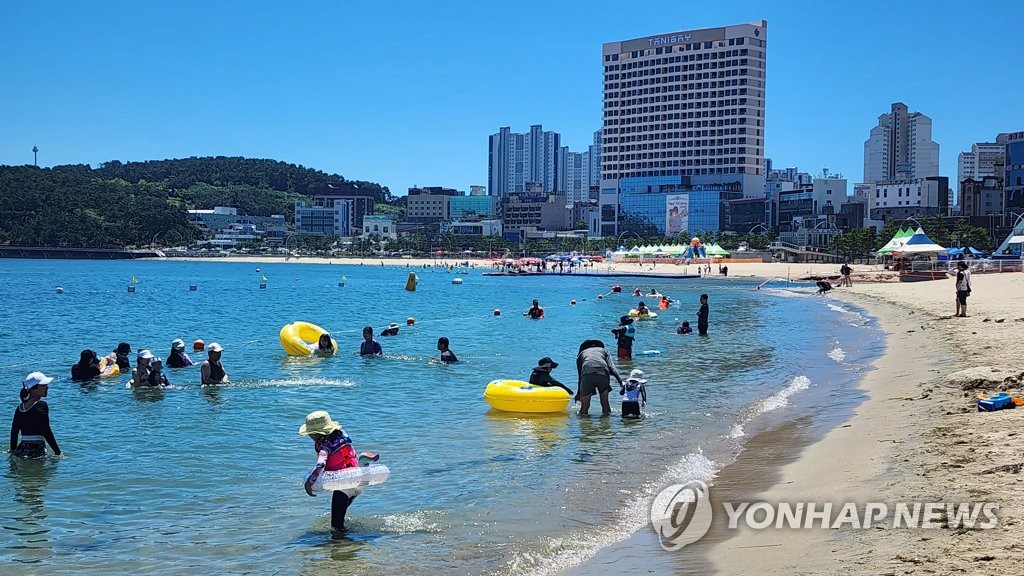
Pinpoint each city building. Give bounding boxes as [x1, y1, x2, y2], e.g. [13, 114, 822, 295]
[406, 193, 450, 223]
[868, 176, 950, 221]
[361, 215, 397, 240]
[294, 201, 350, 237]
[443, 219, 503, 237]
[589, 129, 603, 188]
[408, 186, 460, 196]
[311, 187, 374, 232]
[600, 21, 769, 236]
[812, 177, 848, 216]
[469, 185, 488, 196]
[958, 140, 1007, 187]
[726, 197, 772, 234]
[568, 200, 601, 237]
[488, 125, 562, 197]
[1005, 131, 1024, 226]
[959, 176, 1004, 219]
[561, 149, 590, 204]
[500, 192, 569, 236]
[449, 195, 497, 220]
[187, 207, 286, 246]
[863, 102, 940, 183]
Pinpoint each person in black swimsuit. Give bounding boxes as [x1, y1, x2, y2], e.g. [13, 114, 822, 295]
[201, 343, 231, 385]
[71, 349, 101, 381]
[10, 372, 61, 458]
[437, 337, 458, 363]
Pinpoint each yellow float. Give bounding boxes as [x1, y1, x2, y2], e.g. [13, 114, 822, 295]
[99, 357, 120, 377]
[279, 321, 338, 356]
[628, 309, 658, 319]
[405, 272, 418, 291]
[484, 380, 571, 413]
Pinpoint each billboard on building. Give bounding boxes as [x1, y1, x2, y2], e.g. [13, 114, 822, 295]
[666, 194, 690, 235]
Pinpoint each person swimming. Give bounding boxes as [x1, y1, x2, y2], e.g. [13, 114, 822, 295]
[636, 301, 650, 315]
[677, 321, 692, 335]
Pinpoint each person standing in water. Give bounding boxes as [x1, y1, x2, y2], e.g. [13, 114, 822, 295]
[167, 339, 194, 368]
[437, 337, 458, 363]
[697, 293, 710, 336]
[201, 343, 231, 385]
[359, 327, 383, 356]
[610, 315, 636, 359]
[314, 333, 336, 356]
[619, 369, 648, 419]
[300, 410, 361, 532]
[10, 372, 61, 458]
[524, 299, 545, 319]
[575, 340, 623, 416]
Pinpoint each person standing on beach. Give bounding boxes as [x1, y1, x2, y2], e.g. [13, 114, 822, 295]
[201, 343, 231, 385]
[697, 294, 710, 336]
[839, 263, 853, 287]
[954, 261, 972, 317]
[11, 372, 61, 459]
[575, 340, 623, 416]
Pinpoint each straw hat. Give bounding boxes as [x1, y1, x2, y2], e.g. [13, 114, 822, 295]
[299, 410, 341, 436]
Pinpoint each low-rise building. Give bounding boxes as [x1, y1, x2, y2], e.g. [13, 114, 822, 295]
[868, 176, 950, 221]
[500, 192, 569, 234]
[187, 207, 286, 246]
[443, 219, 503, 236]
[361, 215, 397, 240]
[960, 176, 1004, 218]
[294, 201, 350, 236]
[449, 195, 497, 220]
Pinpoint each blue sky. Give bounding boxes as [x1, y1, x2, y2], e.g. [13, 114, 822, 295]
[2, 0, 1021, 196]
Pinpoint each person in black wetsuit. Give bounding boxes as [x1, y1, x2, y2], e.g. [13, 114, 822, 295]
[529, 357, 573, 395]
[437, 337, 458, 363]
[359, 327, 383, 357]
[112, 342, 132, 371]
[10, 372, 61, 458]
[71, 349, 101, 381]
[380, 323, 400, 337]
[144, 358, 172, 388]
[697, 293, 710, 336]
[201, 343, 231, 385]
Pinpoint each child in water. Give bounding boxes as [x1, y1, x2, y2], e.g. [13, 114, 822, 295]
[677, 321, 692, 335]
[314, 333, 336, 356]
[144, 358, 172, 388]
[300, 410, 361, 532]
[620, 369, 648, 419]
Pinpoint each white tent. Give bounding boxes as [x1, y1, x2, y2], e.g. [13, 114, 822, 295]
[893, 228, 945, 255]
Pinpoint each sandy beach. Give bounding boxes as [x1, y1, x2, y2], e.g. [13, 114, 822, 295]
[159, 255, 1024, 574]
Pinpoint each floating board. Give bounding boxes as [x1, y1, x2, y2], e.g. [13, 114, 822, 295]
[312, 464, 390, 493]
[638, 350, 663, 356]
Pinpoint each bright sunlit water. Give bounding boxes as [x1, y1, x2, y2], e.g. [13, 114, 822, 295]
[0, 259, 882, 575]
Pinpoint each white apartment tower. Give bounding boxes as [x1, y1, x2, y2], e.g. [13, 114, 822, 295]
[488, 125, 562, 197]
[957, 139, 1007, 185]
[601, 21, 769, 195]
[863, 102, 939, 183]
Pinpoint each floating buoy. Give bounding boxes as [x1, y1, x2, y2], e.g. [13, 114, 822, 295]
[55, 287, 64, 294]
[611, 285, 622, 293]
[189, 284, 197, 291]
[570, 299, 576, 305]
[452, 277, 463, 285]
[493, 309, 501, 316]
[406, 317, 415, 326]
[405, 272, 418, 292]
[338, 282, 346, 287]
[256, 268, 261, 273]
[597, 294, 604, 300]
[259, 283, 267, 289]
[127, 285, 136, 293]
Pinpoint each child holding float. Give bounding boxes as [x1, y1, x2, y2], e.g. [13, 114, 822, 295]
[300, 410, 362, 532]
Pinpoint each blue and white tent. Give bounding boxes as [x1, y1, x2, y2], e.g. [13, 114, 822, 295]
[894, 228, 945, 255]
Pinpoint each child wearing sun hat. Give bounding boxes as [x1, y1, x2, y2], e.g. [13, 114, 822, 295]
[620, 369, 648, 419]
[300, 410, 362, 531]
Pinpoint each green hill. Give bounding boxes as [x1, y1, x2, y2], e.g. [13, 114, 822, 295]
[0, 157, 391, 248]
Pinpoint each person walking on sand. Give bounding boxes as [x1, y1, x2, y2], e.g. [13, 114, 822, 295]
[575, 340, 623, 416]
[954, 261, 972, 317]
[697, 293, 710, 336]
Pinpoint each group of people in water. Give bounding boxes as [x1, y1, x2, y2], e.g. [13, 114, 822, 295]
[69, 339, 231, 388]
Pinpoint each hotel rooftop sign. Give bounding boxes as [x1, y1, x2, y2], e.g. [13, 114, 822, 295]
[605, 21, 766, 54]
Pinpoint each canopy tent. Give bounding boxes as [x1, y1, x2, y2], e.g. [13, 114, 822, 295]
[875, 226, 915, 256]
[947, 247, 985, 257]
[893, 228, 945, 255]
[705, 243, 730, 257]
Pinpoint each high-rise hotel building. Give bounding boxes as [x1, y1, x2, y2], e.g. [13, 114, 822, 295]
[599, 21, 768, 236]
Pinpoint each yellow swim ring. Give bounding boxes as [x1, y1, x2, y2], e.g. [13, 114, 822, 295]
[280, 321, 338, 356]
[628, 309, 658, 319]
[98, 357, 120, 377]
[484, 379, 571, 413]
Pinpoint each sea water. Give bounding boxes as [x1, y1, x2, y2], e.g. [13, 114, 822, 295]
[0, 260, 882, 575]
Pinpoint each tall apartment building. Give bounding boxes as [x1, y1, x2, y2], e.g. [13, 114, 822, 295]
[589, 129, 603, 188]
[488, 125, 562, 197]
[1005, 131, 1024, 226]
[958, 140, 1007, 185]
[863, 102, 939, 183]
[600, 21, 769, 236]
[561, 149, 590, 204]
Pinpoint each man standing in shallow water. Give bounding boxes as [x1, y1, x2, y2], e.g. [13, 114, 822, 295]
[697, 293, 709, 336]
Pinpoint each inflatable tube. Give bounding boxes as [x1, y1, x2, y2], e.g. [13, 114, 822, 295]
[312, 464, 390, 493]
[628, 309, 658, 319]
[279, 322, 338, 356]
[98, 357, 120, 377]
[484, 379, 570, 413]
[647, 292, 664, 299]
[639, 350, 663, 356]
[405, 272, 418, 292]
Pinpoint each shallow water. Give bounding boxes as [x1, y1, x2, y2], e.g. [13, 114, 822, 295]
[0, 260, 881, 575]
